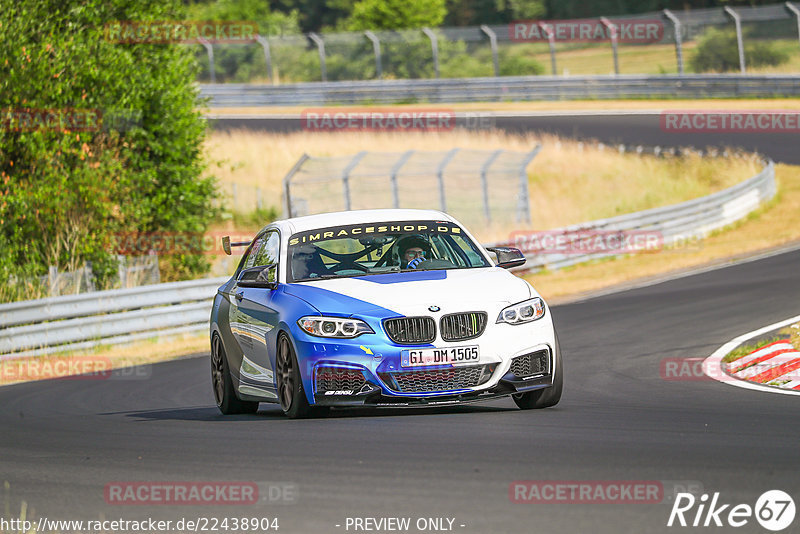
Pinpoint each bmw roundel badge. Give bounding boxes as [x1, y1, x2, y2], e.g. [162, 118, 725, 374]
[428, 305, 441, 312]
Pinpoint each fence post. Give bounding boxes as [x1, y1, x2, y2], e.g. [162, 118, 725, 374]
[255, 35, 274, 83]
[116, 256, 127, 289]
[422, 28, 440, 79]
[48, 265, 58, 296]
[480, 150, 503, 223]
[480, 25, 499, 77]
[199, 39, 216, 83]
[342, 151, 368, 211]
[364, 31, 383, 79]
[389, 150, 415, 209]
[724, 7, 746, 74]
[282, 153, 310, 218]
[308, 32, 327, 82]
[599, 18, 619, 75]
[663, 9, 684, 75]
[518, 145, 541, 223]
[538, 22, 558, 75]
[436, 149, 459, 212]
[786, 2, 800, 49]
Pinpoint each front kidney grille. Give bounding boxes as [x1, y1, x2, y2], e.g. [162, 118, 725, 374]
[440, 312, 488, 341]
[315, 366, 367, 393]
[383, 316, 436, 344]
[510, 349, 550, 378]
[379, 364, 496, 393]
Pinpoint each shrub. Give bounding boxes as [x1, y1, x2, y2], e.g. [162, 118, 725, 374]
[690, 27, 790, 73]
[0, 0, 219, 293]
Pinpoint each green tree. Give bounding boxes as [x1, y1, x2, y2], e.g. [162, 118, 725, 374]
[0, 0, 218, 294]
[347, 0, 447, 30]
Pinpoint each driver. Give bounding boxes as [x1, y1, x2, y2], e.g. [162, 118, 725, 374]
[396, 235, 432, 270]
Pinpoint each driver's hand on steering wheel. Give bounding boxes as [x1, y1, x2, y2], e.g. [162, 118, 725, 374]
[407, 257, 426, 269]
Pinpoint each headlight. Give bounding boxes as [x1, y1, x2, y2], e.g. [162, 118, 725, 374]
[297, 316, 374, 338]
[496, 297, 545, 325]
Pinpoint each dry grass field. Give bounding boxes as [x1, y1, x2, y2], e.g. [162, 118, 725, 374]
[205, 129, 761, 243]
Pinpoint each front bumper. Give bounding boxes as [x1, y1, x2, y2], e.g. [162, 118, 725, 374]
[310, 347, 555, 407]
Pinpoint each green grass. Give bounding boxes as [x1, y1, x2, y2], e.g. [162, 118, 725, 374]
[522, 39, 800, 76]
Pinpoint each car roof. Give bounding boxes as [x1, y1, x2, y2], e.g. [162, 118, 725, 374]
[271, 209, 457, 235]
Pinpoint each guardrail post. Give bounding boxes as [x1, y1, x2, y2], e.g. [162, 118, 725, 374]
[308, 32, 327, 82]
[389, 150, 414, 209]
[600, 18, 619, 75]
[199, 39, 216, 83]
[364, 31, 383, 79]
[786, 2, 800, 49]
[518, 145, 541, 223]
[480, 150, 503, 223]
[282, 154, 309, 218]
[724, 7, 746, 73]
[662, 9, 684, 75]
[255, 35, 274, 83]
[422, 28, 440, 79]
[480, 25, 499, 77]
[436, 149, 459, 212]
[342, 151, 368, 211]
[538, 22, 558, 75]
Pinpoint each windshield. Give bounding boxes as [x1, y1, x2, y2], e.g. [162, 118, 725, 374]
[287, 220, 490, 282]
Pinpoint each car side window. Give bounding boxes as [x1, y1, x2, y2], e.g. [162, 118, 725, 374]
[253, 231, 279, 267]
[241, 235, 265, 270]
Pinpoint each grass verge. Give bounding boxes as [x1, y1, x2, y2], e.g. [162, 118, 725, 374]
[210, 98, 800, 116]
[721, 323, 800, 365]
[527, 163, 800, 302]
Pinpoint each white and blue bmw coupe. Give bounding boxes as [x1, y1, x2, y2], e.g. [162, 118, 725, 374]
[210, 209, 562, 418]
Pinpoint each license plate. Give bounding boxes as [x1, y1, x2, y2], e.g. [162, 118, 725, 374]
[401, 346, 480, 367]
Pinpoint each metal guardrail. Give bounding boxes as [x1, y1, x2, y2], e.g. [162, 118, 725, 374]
[199, 74, 800, 106]
[0, 155, 776, 359]
[0, 277, 227, 360]
[503, 157, 776, 272]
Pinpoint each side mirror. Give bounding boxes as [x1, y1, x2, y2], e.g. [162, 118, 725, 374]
[222, 235, 252, 255]
[486, 247, 526, 269]
[237, 264, 278, 289]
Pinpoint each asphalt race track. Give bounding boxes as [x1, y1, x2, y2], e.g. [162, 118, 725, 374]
[3, 113, 800, 532]
[208, 112, 800, 165]
[2, 246, 800, 533]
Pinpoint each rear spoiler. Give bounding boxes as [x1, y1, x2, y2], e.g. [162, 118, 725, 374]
[221, 236, 252, 255]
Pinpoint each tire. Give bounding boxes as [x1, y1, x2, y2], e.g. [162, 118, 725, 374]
[513, 333, 563, 410]
[276, 333, 313, 419]
[211, 333, 259, 415]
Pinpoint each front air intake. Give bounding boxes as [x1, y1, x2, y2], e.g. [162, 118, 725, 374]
[383, 316, 436, 344]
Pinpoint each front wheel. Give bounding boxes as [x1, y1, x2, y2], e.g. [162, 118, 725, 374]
[513, 333, 563, 410]
[276, 334, 313, 419]
[211, 333, 259, 415]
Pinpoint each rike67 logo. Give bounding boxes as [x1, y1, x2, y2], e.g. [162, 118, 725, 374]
[668, 490, 795, 531]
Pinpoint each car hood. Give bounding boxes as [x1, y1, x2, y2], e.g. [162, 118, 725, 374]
[283, 267, 533, 317]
